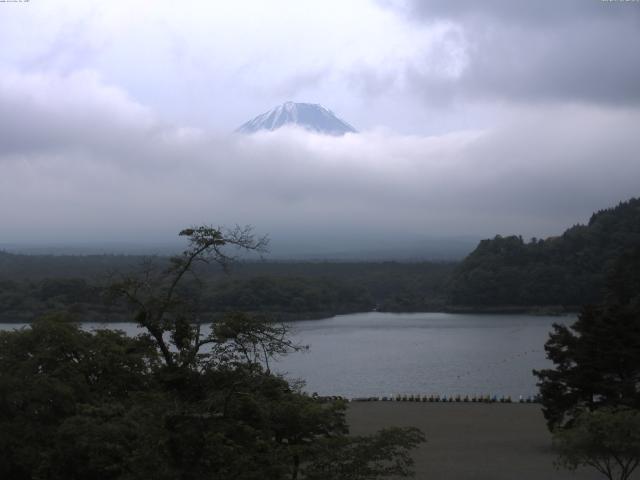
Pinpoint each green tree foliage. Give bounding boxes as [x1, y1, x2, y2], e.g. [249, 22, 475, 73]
[0, 226, 425, 479]
[534, 247, 640, 431]
[450, 197, 640, 307]
[553, 408, 640, 480]
[304, 427, 425, 480]
[0, 315, 161, 480]
[204, 276, 375, 318]
[0, 259, 454, 322]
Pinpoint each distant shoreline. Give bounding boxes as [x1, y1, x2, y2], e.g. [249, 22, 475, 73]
[441, 305, 579, 316]
[0, 307, 579, 324]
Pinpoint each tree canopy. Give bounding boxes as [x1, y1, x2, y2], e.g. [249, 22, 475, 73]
[553, 407, 640, 480]
[531, 238, 640, 480]
[449, 197, 640, 308]
[534, 247, 640, 430]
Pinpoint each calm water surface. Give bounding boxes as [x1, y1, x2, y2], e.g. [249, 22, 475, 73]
[280, 312, 574, 398]
[0, 312, 574, 398]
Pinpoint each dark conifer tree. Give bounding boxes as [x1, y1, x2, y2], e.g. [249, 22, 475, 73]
[534, 247, 640, 430]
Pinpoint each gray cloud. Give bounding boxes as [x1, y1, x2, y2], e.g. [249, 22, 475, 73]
[399, 0, 640, 24]
[1, 70, 638, 256]
[385, 0, 640, 106]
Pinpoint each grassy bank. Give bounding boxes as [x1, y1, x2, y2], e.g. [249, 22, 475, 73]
[347, 403, 606, 480]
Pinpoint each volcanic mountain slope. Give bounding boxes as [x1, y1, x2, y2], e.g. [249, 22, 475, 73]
[236, 101, 357, 135]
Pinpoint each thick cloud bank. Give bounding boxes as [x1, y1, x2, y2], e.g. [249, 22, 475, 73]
[1, 70, 638, 255]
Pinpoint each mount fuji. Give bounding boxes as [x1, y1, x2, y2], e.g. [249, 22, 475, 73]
[236, 102, 357, 135]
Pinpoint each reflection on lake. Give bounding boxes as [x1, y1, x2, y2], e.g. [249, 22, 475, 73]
[0, 312, 574, 398]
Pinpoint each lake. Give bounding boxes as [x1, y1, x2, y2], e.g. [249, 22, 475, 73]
[0, 312, 574, 399]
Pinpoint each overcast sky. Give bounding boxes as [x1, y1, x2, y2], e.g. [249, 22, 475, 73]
[1, 0, 639, 256]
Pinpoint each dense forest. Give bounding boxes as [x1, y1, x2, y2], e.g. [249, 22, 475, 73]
[1, 197, 638, 321]
[0, 256, 454, 322]
[449, 198, 640, 308]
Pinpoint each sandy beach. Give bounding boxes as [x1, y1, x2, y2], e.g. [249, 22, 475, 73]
[347, 402, 617, 480]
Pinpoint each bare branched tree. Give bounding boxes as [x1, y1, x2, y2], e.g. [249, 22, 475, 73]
[110, 225, 298, 369]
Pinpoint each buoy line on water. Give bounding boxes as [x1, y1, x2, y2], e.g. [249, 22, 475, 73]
[311, 393, 541, 404]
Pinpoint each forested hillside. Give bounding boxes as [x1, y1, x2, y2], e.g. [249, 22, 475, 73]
[449, 198, 640, 308]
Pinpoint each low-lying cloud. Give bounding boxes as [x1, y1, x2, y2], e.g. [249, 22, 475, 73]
[1, 69, 639, 256]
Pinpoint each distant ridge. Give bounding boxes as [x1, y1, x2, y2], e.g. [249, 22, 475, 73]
[449, 197, 640, 308]
[236, 101, 357, 136]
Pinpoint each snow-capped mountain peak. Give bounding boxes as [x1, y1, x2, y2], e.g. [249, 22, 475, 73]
[236, 102, 357, 135]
